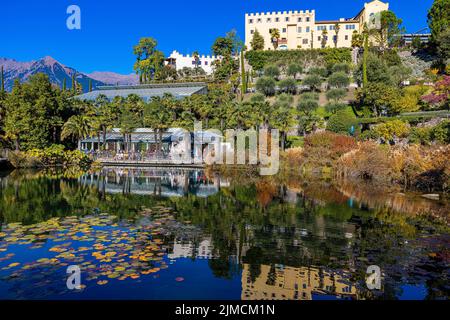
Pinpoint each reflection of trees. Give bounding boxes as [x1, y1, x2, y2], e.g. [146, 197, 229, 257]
[1, 169, 448, 299]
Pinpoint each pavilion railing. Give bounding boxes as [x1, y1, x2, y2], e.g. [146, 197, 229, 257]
[87, 150, 174, 162]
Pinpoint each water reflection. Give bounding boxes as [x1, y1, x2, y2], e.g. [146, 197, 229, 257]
[0, 168, 448, 300]
[241, 264, 357, 300]
[80, 167, 229, 198]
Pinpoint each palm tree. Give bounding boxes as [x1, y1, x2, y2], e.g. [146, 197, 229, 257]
[334, 23, 340, 48]
[192, 51, 200, 74]
[270, 29, 280, 50]
[61, 115, 93, 150]
[144, 97, 173, 157]
[119, 110, 139, 153]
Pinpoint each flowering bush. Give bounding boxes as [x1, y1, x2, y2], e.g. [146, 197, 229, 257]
[421, 76, 450, 109]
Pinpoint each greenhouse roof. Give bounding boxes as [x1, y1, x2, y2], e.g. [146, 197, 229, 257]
[75, 83, 208, 101]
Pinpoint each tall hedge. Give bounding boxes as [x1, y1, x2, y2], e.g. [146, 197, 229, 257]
[245, 48, 351, 71]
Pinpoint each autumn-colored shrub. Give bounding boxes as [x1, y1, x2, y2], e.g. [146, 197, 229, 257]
[336, 143, 449, 192]
[302, 131, 357, 168]
[282, 147, 303, 168]
[336, 142, 395, 183]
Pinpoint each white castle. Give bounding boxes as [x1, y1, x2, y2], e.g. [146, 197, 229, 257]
[165, 50, 221, 75]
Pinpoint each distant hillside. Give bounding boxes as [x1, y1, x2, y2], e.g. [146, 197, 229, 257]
[0, 56, 137, 92]
[87, 71, 138, 86]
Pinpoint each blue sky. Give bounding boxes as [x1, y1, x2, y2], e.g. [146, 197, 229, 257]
[0, 0, 433, 74]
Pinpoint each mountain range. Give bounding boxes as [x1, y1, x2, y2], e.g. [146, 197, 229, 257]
[0, 56, 139, 92]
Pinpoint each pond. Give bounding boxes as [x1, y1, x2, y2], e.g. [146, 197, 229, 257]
[0, 168, 448, 300]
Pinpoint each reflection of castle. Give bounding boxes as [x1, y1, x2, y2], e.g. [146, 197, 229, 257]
[80, 168, 229, 198]
[241, 264, 357, 300]
[168, 237, 214, 259]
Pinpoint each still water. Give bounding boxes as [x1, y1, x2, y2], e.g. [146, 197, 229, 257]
[0, 168, 448, 300]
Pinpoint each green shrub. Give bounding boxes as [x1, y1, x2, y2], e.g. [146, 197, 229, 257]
[328, 72, 350, 88]
[256, 77, 276, 96]
[264, 65, 280, 78]
[358, 129, 379, 141]
[325, 102, 347, 115]
[278, 77, 297, 94]
[287, 63, 303, 78]
[308, 67, 328, 77]
[302, 75, 322, 91]
[327, 109, 357, 135]
[326, 88, 347, 102]
[286, 136, 304, 148]
[431, 120, 450, 144]
[249, 93, 266, 103]
[409, 127, 432, 144]
[245, 48, 351, 71]
[372, 120, 410, 141]
[24, 145, 92, 168]
[332, 63, 351, 74]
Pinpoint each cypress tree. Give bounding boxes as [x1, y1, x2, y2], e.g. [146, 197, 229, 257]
[363, 25, 369, 88]
[240, 50, 246, 99]
[89, 79, 92, 92]
[71, 74, 75, 92]
[62, 78, 66, 91]
[1, 66, 4, 93]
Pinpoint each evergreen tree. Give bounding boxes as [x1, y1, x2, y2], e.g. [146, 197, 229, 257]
[240, 50, 247, 99]
[1, 66, 4, 93]
[62, 78, 67, 91]
[89, 79, 92, 92]
[363, 25, 369, 88]
[427, 0, 450, 43]
[250, 29, 265, 51]
[71, 74, 75, 92]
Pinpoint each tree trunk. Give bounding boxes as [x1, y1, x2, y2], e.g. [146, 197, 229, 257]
[102, 127, 107, 151]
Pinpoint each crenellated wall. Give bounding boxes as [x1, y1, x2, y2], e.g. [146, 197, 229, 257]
[166, 50, 221, 75]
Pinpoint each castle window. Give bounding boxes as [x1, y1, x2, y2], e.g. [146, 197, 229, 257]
[346, 24, 356, 30]
[306, 27, 310, 32]
[205, 61, 208, 65]
[298, 27, 302, 33]
[298, 17, 302, 22]
[249, 19, 253, 24]
[250, 30, 254, 34]
[267, 18, 271, 22]
[275, 17, 279, 22]
[302, 39, 308, 44]
[306, 17, 310, 22]
[282, 28, 286, 33]
[285, 17, 289, 22]
[329, 25, 335, 30]
[257, 18, 262, 23]
[345, 35, 349, 40]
